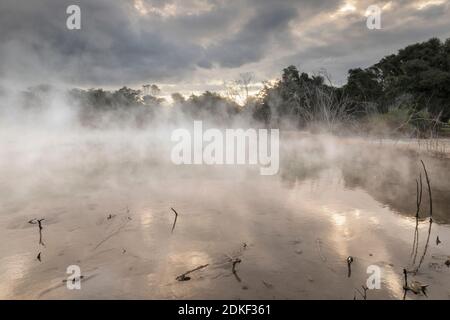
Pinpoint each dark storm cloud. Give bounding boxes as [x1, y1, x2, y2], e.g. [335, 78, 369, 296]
[0, 0, 449, 88]
[0, 0, 207, 86]
[202, 2, 298, 68]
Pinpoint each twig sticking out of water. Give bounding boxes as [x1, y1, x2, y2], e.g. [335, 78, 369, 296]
[436, 236, 441, 245]
[347, 256, 354, 278]
[356, 285, 368, 300]
[232, 258, 242, 283]
[402, 268, 428, 299]
[170, 208, 179, 233]
[29, 218, 45, 246]
[402, 268, 408, 300]
[232, 258, 242, 273]
[414, 160, 433, 274]
[176, 264, 209, 281]
[410, 174, 422, 265]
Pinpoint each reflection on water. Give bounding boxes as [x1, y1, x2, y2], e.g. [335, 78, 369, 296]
[0, 253, 30, 299]
[0, 134, 450, 299]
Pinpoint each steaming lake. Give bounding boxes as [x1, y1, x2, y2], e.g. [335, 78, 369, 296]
[1, 130, 450, 299]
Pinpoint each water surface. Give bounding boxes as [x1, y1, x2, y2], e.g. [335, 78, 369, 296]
[1, 132, 449, 299]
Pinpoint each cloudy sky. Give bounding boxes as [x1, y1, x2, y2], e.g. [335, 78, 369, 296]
[0, 0, 449, 96]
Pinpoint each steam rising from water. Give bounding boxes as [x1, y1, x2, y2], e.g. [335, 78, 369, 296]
[1, 87, 450, 299]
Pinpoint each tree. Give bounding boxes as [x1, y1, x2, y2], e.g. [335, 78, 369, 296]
[113, 87, 142, 106]
[372, 38, 450, 120]
[150, 84, 161, 96]
[224, 72, 255, 105]
[344, 68, 384, 114]
[171, 92, 186, 104]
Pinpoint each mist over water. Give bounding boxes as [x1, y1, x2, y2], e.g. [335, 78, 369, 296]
[1, 89, 450, 299]
[1, 0, 450, 304]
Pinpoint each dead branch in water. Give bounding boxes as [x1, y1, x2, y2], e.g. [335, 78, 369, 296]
[436, 236, 441, 245]
[410, 174, 422, 265]
[232, 258, 241, 273]
[232, 258, 242, 282]
[402, 268, 428, 299]
[176, 264, 209, 281]
[402, 268, 408, 300]
[29, 218, 45, 246]
[170, 208, 179, 233]
[347, 256, 354, 278]
[356, 285, 368, 300]
[414, 160, 433, 274]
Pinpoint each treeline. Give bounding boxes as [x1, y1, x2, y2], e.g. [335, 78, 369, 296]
[68, 87, 241, 127]
[15, 37, 450, 135]
[253, 37, 450, 136]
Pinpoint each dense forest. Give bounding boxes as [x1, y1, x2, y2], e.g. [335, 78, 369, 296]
[14, 37, 450, 137]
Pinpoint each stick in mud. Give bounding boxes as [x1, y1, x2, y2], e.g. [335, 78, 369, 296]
[176, 264, 209, 281]
[170, 207, 179, 233]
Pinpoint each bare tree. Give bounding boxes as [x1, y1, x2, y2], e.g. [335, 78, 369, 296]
[224, 72, 255, 105]
[238, 72, 254, 102]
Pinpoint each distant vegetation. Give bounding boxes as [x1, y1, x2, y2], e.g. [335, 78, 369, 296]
[253, 37, 450, 137]
[14, 37, 450, 137]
